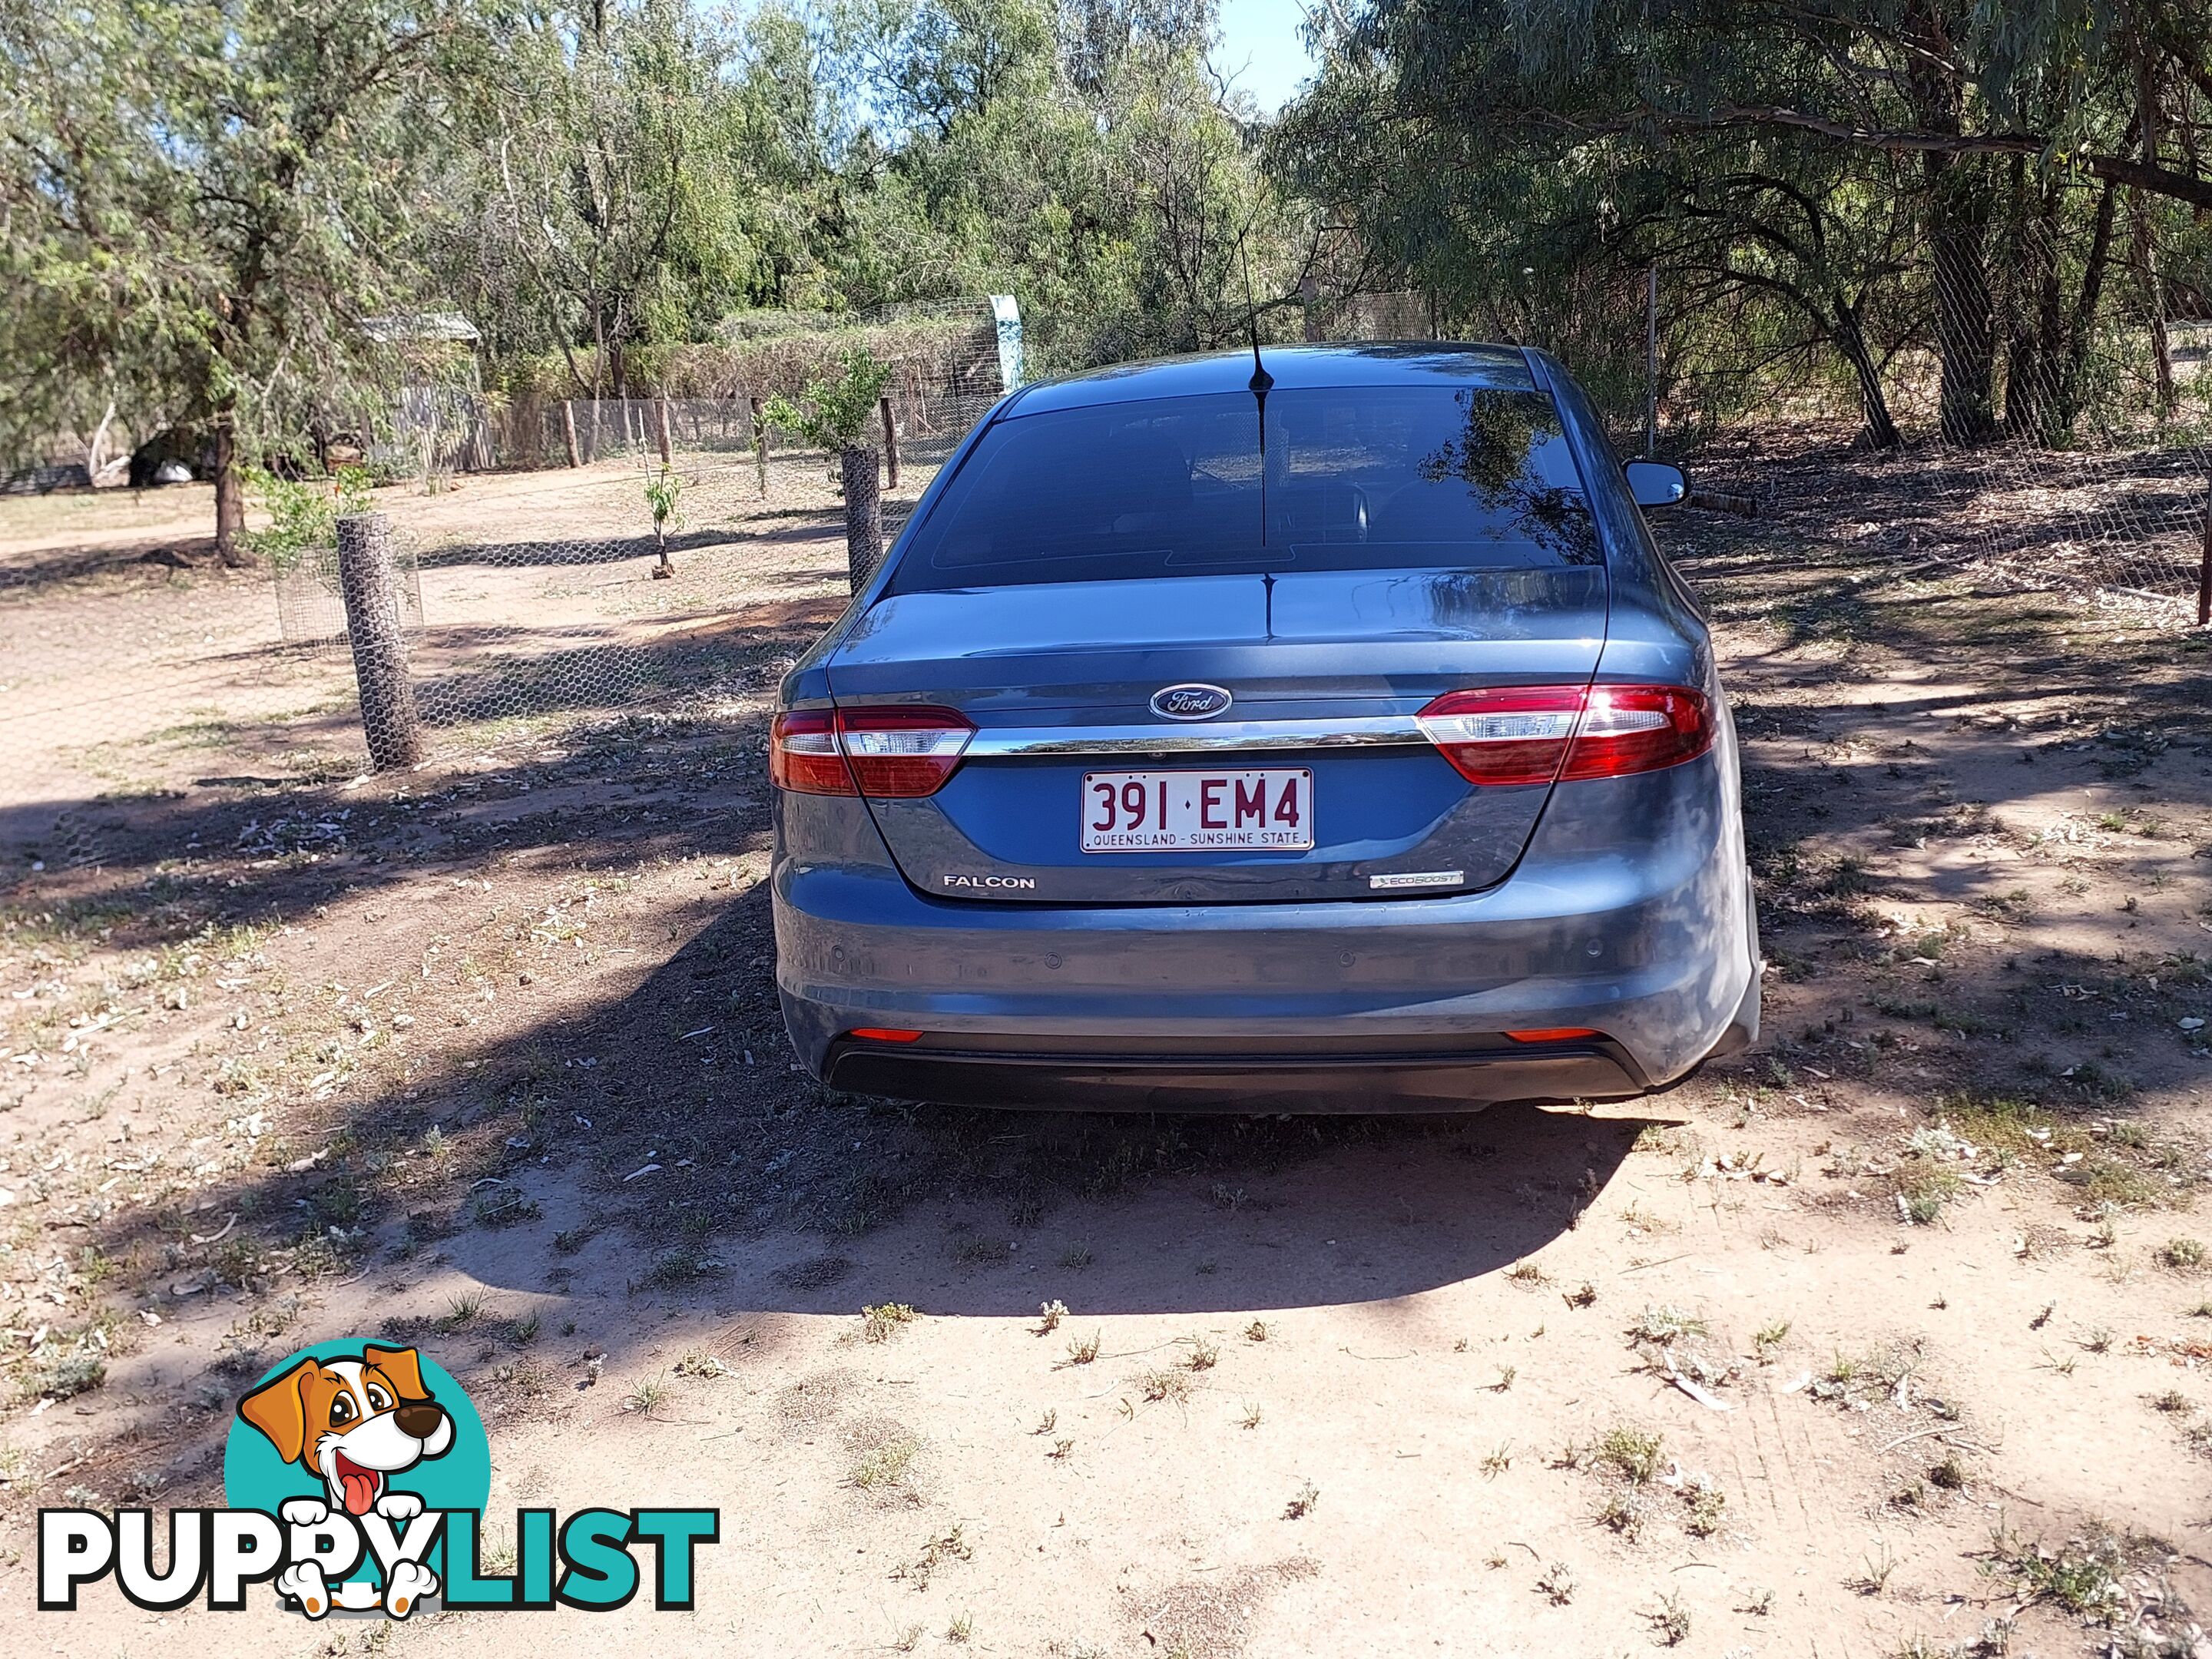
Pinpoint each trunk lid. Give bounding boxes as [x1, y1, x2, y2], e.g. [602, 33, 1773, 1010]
[824, 566, 1608, 905]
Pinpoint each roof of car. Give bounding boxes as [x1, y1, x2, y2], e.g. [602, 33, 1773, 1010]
[1004, 342, 1539, 416]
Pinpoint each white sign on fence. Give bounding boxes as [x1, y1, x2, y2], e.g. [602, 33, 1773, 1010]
[989, 294, 1025, 391]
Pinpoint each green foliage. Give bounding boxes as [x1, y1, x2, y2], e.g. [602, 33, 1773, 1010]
[458, 0, 772, 392]
[0, 0, 481, 553]
[5, 0, 1329, 496]
[644, 466, 684, 534]
[242, 466, 373, 571]
[763, 346, 896, 452]
[1277, 0, 2212, 443]
[33, 0, 2207, 546]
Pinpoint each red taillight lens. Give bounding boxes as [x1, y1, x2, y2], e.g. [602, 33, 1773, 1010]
[1417, 684, 1711, 786]
[769, 706, 975, 798]
[1559, 685, 1713, 780]
[770, 709, 856, 795]
[836, 705, 975, 797]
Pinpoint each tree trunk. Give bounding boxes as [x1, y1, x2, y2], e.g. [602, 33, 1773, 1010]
[2018, 180, 2068, 443]
[2002, 169, 2057, 439]
[1906, 18, 1996, 447]
[2056, 177, 2122, 441]
[839, 445, 882, 591]
[2131, 50, 2176, 416]
[85, 400, 118, 486]
[1927, 154, 1997, 445]
[1832, 296, 1901, 450]
[2130, 193, 2175, 413]
[212, 408, 253, 566]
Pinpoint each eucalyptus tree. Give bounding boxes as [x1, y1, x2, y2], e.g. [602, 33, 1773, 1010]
[820, 0, 1319, 368]
[0, 0, 479, 561]
[478, 0, 761, 396]
[1280, 0, 2212, 445]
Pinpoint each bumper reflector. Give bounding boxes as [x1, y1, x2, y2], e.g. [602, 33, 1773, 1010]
[1505, 1028, 1602, 1044]
[849, 1028, 924, 1043]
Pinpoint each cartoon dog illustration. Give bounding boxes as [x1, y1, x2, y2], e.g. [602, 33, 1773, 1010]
[238, 1344, 453, 1618]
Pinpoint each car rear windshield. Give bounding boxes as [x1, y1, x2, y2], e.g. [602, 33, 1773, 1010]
[887, 385, 1598, 593]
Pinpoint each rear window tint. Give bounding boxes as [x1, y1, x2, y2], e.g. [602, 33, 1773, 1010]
[889, 386, 1598, 593]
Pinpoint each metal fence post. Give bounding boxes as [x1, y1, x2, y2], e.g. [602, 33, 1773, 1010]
[336, 512, 422, 770]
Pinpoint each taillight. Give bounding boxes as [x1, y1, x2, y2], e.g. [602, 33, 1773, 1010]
[1415, 687, 1581, 786]
[770, 709, 854, 795]
[1560, 685, 1711, 780]
[770, 706, 975, 798]
[836, 706, 975, 796]
[1417, 684, 1711, 786]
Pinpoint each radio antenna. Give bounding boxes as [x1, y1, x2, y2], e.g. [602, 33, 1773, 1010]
[1238, 233, 1273, 551]
[1239, 237, 1273, 392]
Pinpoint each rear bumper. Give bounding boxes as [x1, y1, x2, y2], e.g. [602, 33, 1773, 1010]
[816, 1030, 1650, 1113]
[772, 761, 1757, 1111]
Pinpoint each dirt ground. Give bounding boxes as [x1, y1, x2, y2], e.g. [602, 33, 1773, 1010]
[2, 432, 2210, 1658]
[0, 452, 913, 857]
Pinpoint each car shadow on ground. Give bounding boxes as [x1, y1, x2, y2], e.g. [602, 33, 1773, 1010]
[435, 1089, 1659, 1321]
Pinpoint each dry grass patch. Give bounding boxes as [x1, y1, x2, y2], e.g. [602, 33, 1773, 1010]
[846, 1421, 924, 1503]
[859, 1301, 919, 1343]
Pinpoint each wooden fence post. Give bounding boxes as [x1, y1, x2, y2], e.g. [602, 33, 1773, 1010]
[654, 399, 674, 466]
[336, 512, 422, 770]
[561, 402, 581, 469]
[879, 396, 900, 490]
[2197, 475, 2210, 628]
[749, 396, 768, 498]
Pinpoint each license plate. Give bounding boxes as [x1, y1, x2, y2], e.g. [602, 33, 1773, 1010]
[1081, 769, 1313, 852]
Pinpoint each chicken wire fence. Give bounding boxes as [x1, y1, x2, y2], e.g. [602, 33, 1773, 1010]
[0, 298, 1009, 872]
[2, 256, 2209, 873]
[1649, 199, 2212, 615]
[329, 407, 992, 780]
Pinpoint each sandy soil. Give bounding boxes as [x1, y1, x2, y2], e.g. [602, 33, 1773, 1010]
[1, 432, 2209, 1659]
[0, 453, 926, 849]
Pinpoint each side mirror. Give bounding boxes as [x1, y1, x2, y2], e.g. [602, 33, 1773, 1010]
[1624, 459, 1687, 508]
